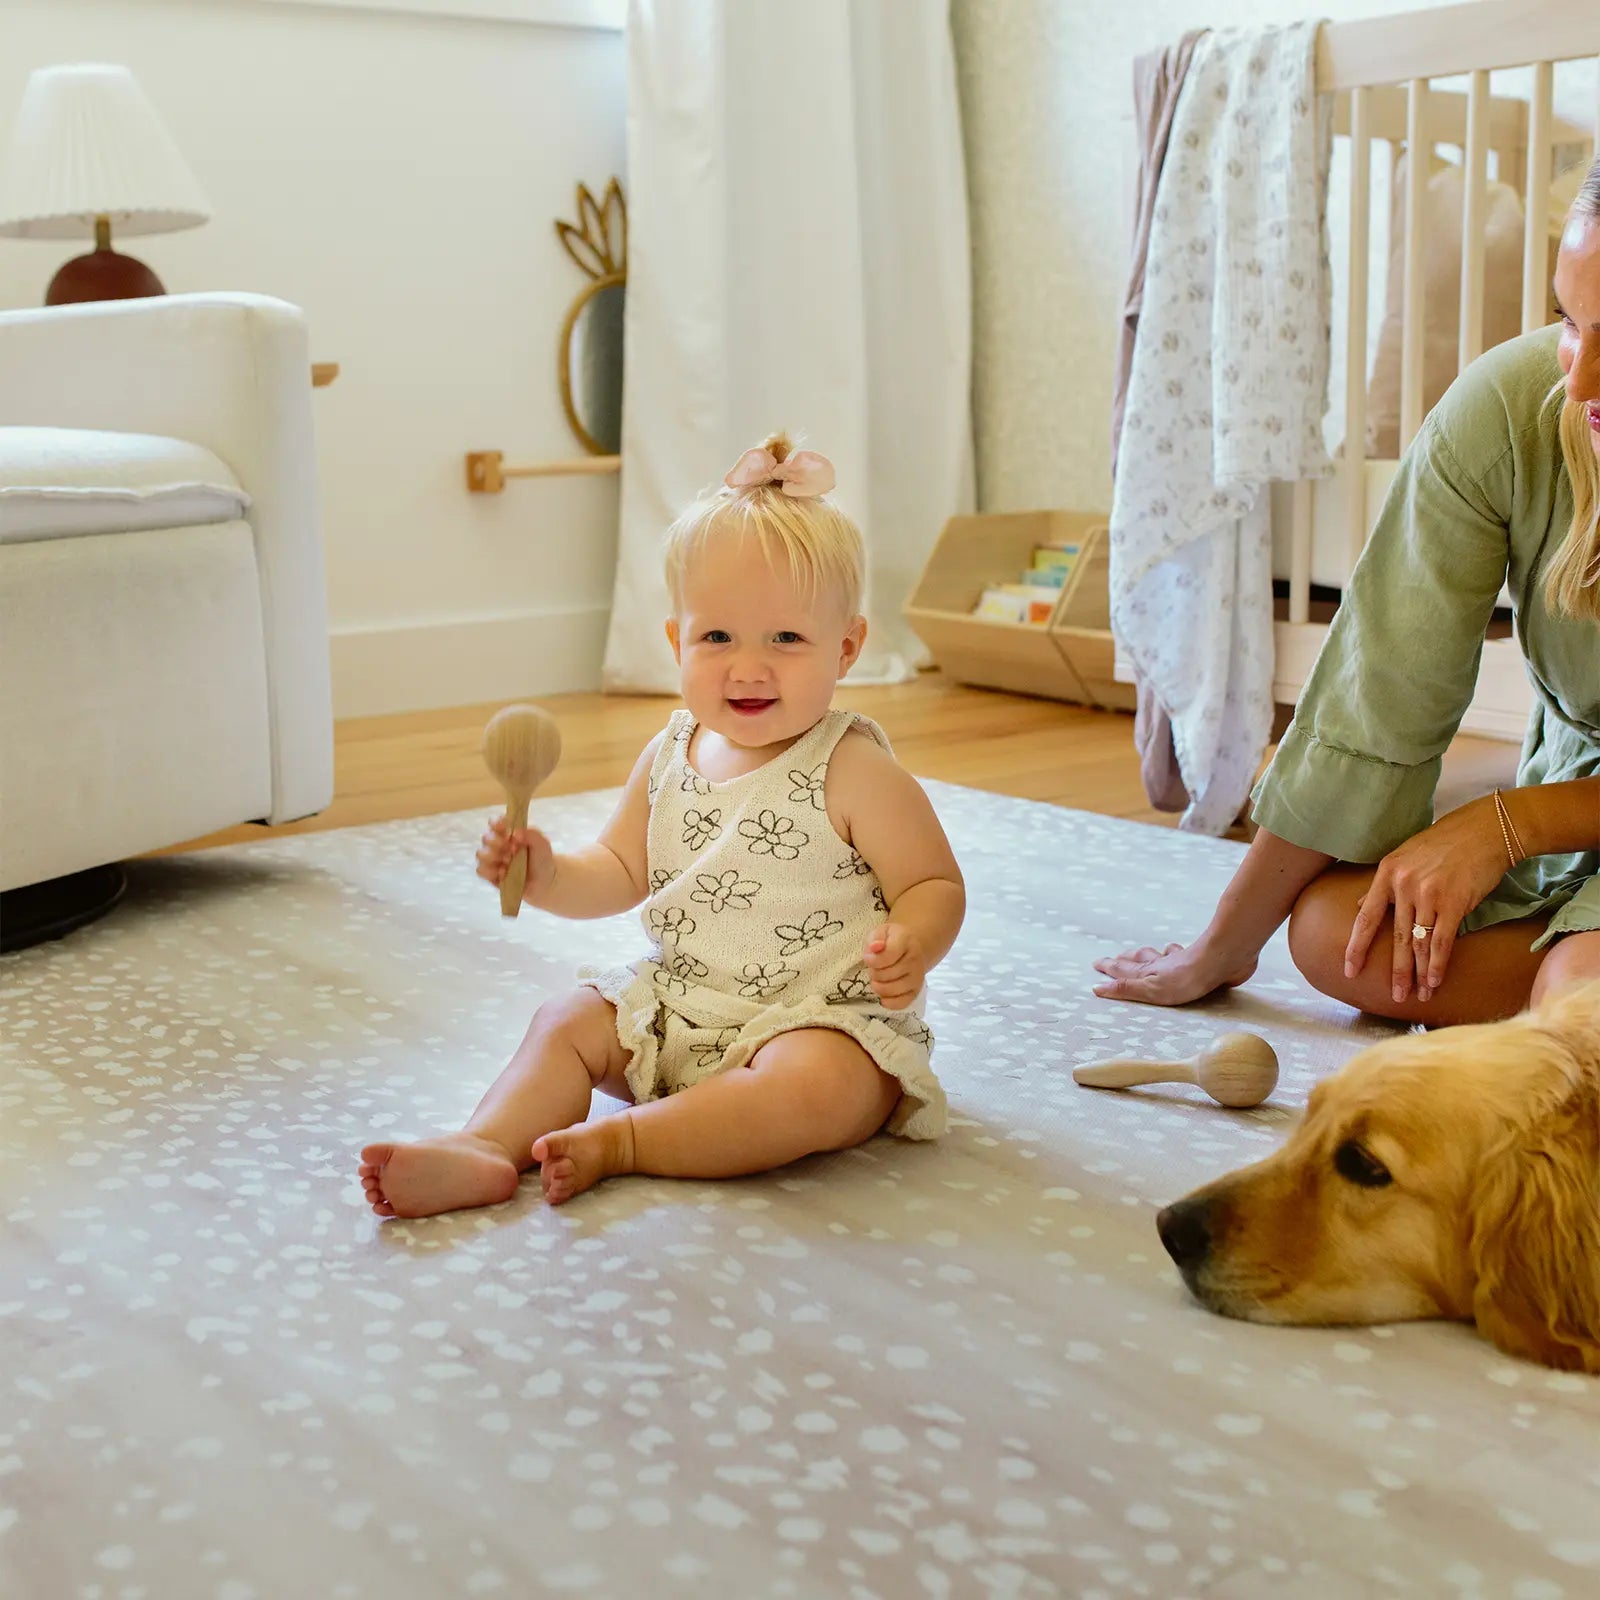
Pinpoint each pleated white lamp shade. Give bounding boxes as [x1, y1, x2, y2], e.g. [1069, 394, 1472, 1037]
[0, 63, 210, 240]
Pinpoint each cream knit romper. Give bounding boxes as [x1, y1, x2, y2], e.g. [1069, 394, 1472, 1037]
[579, 708, 946, 1140]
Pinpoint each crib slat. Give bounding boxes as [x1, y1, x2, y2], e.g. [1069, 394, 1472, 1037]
[1522, 60, 1553, 333]
[1459, 70, 1490, 370]
[1345, 85, 1372, 572]
[1505, 101, 1527, 201]
[1399, 78, 1429, 450]
[1333, 84, 1531, 156]
[1289, 480, 1314, 626]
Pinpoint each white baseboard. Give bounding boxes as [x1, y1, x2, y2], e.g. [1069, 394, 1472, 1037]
[330, 604, 611, 718]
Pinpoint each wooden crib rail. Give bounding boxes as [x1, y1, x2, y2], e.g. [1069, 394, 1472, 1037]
[1318, 0, 1600, 91]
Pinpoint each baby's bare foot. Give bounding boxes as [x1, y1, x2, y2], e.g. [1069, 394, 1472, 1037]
[531, 1114, 635, 1205]
[358, 1133, 521, 1219]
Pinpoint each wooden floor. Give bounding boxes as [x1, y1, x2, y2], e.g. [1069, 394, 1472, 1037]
[169, 673, 1518, 855]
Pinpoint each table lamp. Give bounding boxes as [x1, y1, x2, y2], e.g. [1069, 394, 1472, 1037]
[0, 63, 210, 305]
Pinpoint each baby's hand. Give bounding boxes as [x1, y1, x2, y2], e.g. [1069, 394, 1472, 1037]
[863, 923, 924, 1011]
[476, 814, 555, 903]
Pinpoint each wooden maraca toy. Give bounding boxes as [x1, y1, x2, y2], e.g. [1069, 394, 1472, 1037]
[482, 704, 563, 918]
[1073, 1031, 1279, 1109]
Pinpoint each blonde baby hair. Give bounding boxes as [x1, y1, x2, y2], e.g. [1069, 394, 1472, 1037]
[1546, 155, 1600, 621]
[663, 433, 865, 620]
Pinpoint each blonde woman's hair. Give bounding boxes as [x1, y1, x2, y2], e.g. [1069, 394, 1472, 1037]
[1545, 155, 1600, 620]
[663, 433, 865, 619]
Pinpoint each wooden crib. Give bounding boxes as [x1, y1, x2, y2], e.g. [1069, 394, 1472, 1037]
[1267, 0, 1600, 740]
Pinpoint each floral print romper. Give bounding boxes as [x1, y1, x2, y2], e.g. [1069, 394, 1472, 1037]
[580, 708, 946, 1139]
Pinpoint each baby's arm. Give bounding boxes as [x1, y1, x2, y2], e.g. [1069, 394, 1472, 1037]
[478, 733, 660, 919]
[830, 733, 965, 1008]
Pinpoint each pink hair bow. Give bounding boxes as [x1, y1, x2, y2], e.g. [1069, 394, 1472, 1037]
[723, 447, 836, 498]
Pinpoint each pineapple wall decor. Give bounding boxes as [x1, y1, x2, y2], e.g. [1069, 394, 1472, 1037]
[556, 177, 626, 456]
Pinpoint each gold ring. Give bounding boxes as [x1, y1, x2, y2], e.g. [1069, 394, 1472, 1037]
[1411, 922, 1434, 941]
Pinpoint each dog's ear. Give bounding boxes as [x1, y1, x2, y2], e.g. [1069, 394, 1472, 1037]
[1467, 1084, 1600, 1372]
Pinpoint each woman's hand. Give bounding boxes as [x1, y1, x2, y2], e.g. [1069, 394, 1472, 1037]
[1092, 940, 1258, 1007]
[1094, 828, 1331, 1009]
[1343, 795, 1510, 1003]
[476, 814, 556, 904]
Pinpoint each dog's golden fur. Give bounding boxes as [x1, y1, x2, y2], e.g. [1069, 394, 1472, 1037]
[1159, 982, 1600, 1370]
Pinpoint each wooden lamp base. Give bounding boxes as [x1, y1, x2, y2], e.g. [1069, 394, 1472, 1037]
[44, 216, 166, 305]
[46, 243, 164, 305]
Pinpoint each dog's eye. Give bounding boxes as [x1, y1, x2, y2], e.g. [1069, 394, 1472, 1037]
[1334, 1140, 1393, 1188]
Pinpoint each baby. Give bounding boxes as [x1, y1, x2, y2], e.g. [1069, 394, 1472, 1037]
[359, 435, 965, 1213]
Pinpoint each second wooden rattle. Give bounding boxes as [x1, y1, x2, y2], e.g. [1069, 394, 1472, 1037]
[482, 704, 563, 918]
[1073, 1031, 1279, 1109]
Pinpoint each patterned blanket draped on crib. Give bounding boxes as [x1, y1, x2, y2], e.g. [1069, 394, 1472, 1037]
[1109, 22, 1332, 835]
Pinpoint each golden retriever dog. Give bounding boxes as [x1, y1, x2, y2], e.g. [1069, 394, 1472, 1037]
[1156, 982, 1600, 1371]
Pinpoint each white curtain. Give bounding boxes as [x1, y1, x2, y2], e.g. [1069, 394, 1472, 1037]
[603, 0, 974, 693]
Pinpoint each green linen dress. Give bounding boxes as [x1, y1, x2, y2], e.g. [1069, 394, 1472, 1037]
[1251, 325, 1600, 948]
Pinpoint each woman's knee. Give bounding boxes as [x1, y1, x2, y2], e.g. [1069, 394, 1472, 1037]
[1286, 872, 1367, 997]
[1530, 930, 1600, 1006]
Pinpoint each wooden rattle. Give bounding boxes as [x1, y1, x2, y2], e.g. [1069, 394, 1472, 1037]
[1072, 1031, 1279, 1109]
[482, 704, 562, 918]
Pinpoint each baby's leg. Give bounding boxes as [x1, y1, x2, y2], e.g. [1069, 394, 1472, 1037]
[359, 986, 631, 1218]
[533, 1026, 900, 1204]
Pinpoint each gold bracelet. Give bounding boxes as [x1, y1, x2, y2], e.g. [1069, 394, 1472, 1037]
[1492, 788, 1527, 868]
[1501, 790, 1528, 862]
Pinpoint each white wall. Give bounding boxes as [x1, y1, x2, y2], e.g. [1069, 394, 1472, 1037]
[952, 0, 1598, 518]
[0, 0, 626, 717]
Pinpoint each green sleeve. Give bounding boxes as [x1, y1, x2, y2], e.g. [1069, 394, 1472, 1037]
[1251, 392, 1513, 863]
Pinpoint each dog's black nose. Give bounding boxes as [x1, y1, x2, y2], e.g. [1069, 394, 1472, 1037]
[1156, 1199, 1212, 1271]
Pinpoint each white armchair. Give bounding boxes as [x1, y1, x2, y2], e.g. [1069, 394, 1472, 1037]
[0, 292, 333, 946]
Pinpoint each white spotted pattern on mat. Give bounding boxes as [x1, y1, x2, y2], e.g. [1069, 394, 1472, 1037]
[2, 782, 1597, 1599]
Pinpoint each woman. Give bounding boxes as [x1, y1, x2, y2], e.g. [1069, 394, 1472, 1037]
[1096, 158, 1600, 1026]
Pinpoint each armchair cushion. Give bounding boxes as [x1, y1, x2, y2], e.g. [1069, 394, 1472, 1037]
[0, 292, 333, 892]
[0, 425, 249, 544]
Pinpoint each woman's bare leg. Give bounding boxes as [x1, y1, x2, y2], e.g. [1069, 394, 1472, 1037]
[358, 986, 631, 1218]
[1530, 928, 1600, 1004]
[1287, 865, 1549, 1025]
[532, 1027, 901, 1205]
